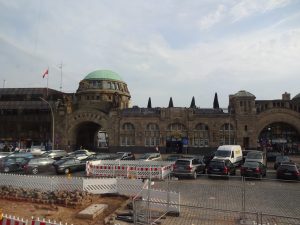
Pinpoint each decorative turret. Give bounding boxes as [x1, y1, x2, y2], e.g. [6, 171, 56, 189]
[168, 97, 174, 108]
[190, 96, 196, 108]
[147, 97, 152, 108]
[213, 92, 219, 109]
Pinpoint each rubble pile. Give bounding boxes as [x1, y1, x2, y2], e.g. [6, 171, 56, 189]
[0, 185, 93, 208]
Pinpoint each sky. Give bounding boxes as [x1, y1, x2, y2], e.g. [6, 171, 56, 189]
[0, 0, 300, 108]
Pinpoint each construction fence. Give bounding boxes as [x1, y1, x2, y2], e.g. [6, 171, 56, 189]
[137, 175, 300, 225]
[0, 173, 145, 196]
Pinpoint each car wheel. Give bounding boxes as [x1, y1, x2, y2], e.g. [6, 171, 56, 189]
[4, 167, 10, 173]
[193, 171, 197, 179]
[32, 168, 39, 175]
[64, 168, 70, 174]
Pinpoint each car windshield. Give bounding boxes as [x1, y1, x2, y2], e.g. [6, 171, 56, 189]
[175, 160, 190, 166]
[276, 156, 289, 162]
[247, 152, 262, 159]
[215, 150, 231, 157]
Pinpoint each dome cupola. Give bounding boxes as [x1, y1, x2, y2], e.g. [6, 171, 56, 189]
[76, 69, 131, 110]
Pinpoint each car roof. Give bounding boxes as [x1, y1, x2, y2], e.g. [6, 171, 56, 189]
[211, 158, 227, 162]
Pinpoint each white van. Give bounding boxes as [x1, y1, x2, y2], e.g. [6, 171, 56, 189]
[213, 145, 243, 166]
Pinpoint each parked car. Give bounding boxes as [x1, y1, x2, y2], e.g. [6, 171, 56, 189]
[274, 155, 291, 170]
[240, 161, 267, 179]
[53, 157, 86, 174]
[276, 162, 300, 180]
[30, 145, 46, 156]
[0, 156, 30, 173]
[242, 150, 253, 163]
[203, 151, 216, 166]
[138, 153, 162, 161]
[172, 157, 206, 179]
[165, 154, 184, 161]
[41, 150, 68, 160]
[0, 152, 12, 159]
[245, 151, 265, 164]
[207, 159, 236, 177]
[67, 150, 95, 160]
[9, 151, 34, 158]
[213, 145, 243, 166]
[84, 153, 114, 162]
[267, 151, 281, 162]
[116, 152, 135, 160]
[23, 157, 55, 174]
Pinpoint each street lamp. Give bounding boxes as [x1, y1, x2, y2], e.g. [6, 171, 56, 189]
[39, 97, 55, 150]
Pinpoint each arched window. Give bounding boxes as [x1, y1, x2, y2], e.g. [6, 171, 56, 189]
[193, 123, 209, 147]
[219, 123, 235, 145]
[120, 123, 135, 146]
[144, 123, 160, 147]
[166, 123, 187, 140]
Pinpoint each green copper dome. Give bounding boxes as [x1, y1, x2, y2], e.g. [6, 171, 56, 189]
[84, 70, 123, 81]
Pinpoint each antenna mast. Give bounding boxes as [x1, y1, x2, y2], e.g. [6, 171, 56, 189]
[58, 62, 64, 91]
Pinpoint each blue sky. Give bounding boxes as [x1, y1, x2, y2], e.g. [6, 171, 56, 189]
[0, 0, 300, 108]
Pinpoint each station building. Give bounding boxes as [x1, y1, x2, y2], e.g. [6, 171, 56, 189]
[0, 69, 300, 153]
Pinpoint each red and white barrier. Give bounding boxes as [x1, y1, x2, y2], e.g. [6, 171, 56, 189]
[31, 217, 72, 225]
[86, 160, 174, 179]
[1, 214, 27, 225]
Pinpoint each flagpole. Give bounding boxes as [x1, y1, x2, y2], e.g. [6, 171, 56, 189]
[46, 67, 49, 96]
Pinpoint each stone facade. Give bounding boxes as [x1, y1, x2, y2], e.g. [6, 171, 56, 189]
[0, 71, 300, 153]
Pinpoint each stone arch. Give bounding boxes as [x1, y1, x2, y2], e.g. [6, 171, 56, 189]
[256, 109, 300, 137]
[255, 108, 300, 151]
[66, 110, 109, 150]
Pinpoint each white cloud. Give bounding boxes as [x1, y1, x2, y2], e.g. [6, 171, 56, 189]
[230, 0, 291, 22]
[198, 4, 226, 29]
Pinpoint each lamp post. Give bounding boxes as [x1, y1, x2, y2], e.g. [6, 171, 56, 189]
[39, 97, 55, 150]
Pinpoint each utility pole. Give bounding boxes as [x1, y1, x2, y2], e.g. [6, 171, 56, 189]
[39, 97, 55, 150]
[2, 79, 6, 88]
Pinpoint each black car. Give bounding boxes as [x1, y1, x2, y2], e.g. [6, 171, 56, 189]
[203, 151, 216, 165]
[274, 155, 290, 170]
[53, 157, 86, 174]
[0, 156, 30, 173]
[266, 151, 281, 162]
[207, 159, 236, 177]
[41, 150, 68, 160]
[172, 157, 206, 179]
[23, 157, 55, 174]
[241, 161, 267, 179]
[276, 162, 300, 180]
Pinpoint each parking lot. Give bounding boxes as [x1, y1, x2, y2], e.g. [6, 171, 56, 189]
[1, 151, 300, 224]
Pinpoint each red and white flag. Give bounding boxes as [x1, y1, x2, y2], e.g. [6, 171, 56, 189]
[42, 69, 49, 78]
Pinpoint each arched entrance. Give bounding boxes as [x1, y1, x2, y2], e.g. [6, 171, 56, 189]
[258, 122, 300, 154]
[75, 122, 108, 151]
